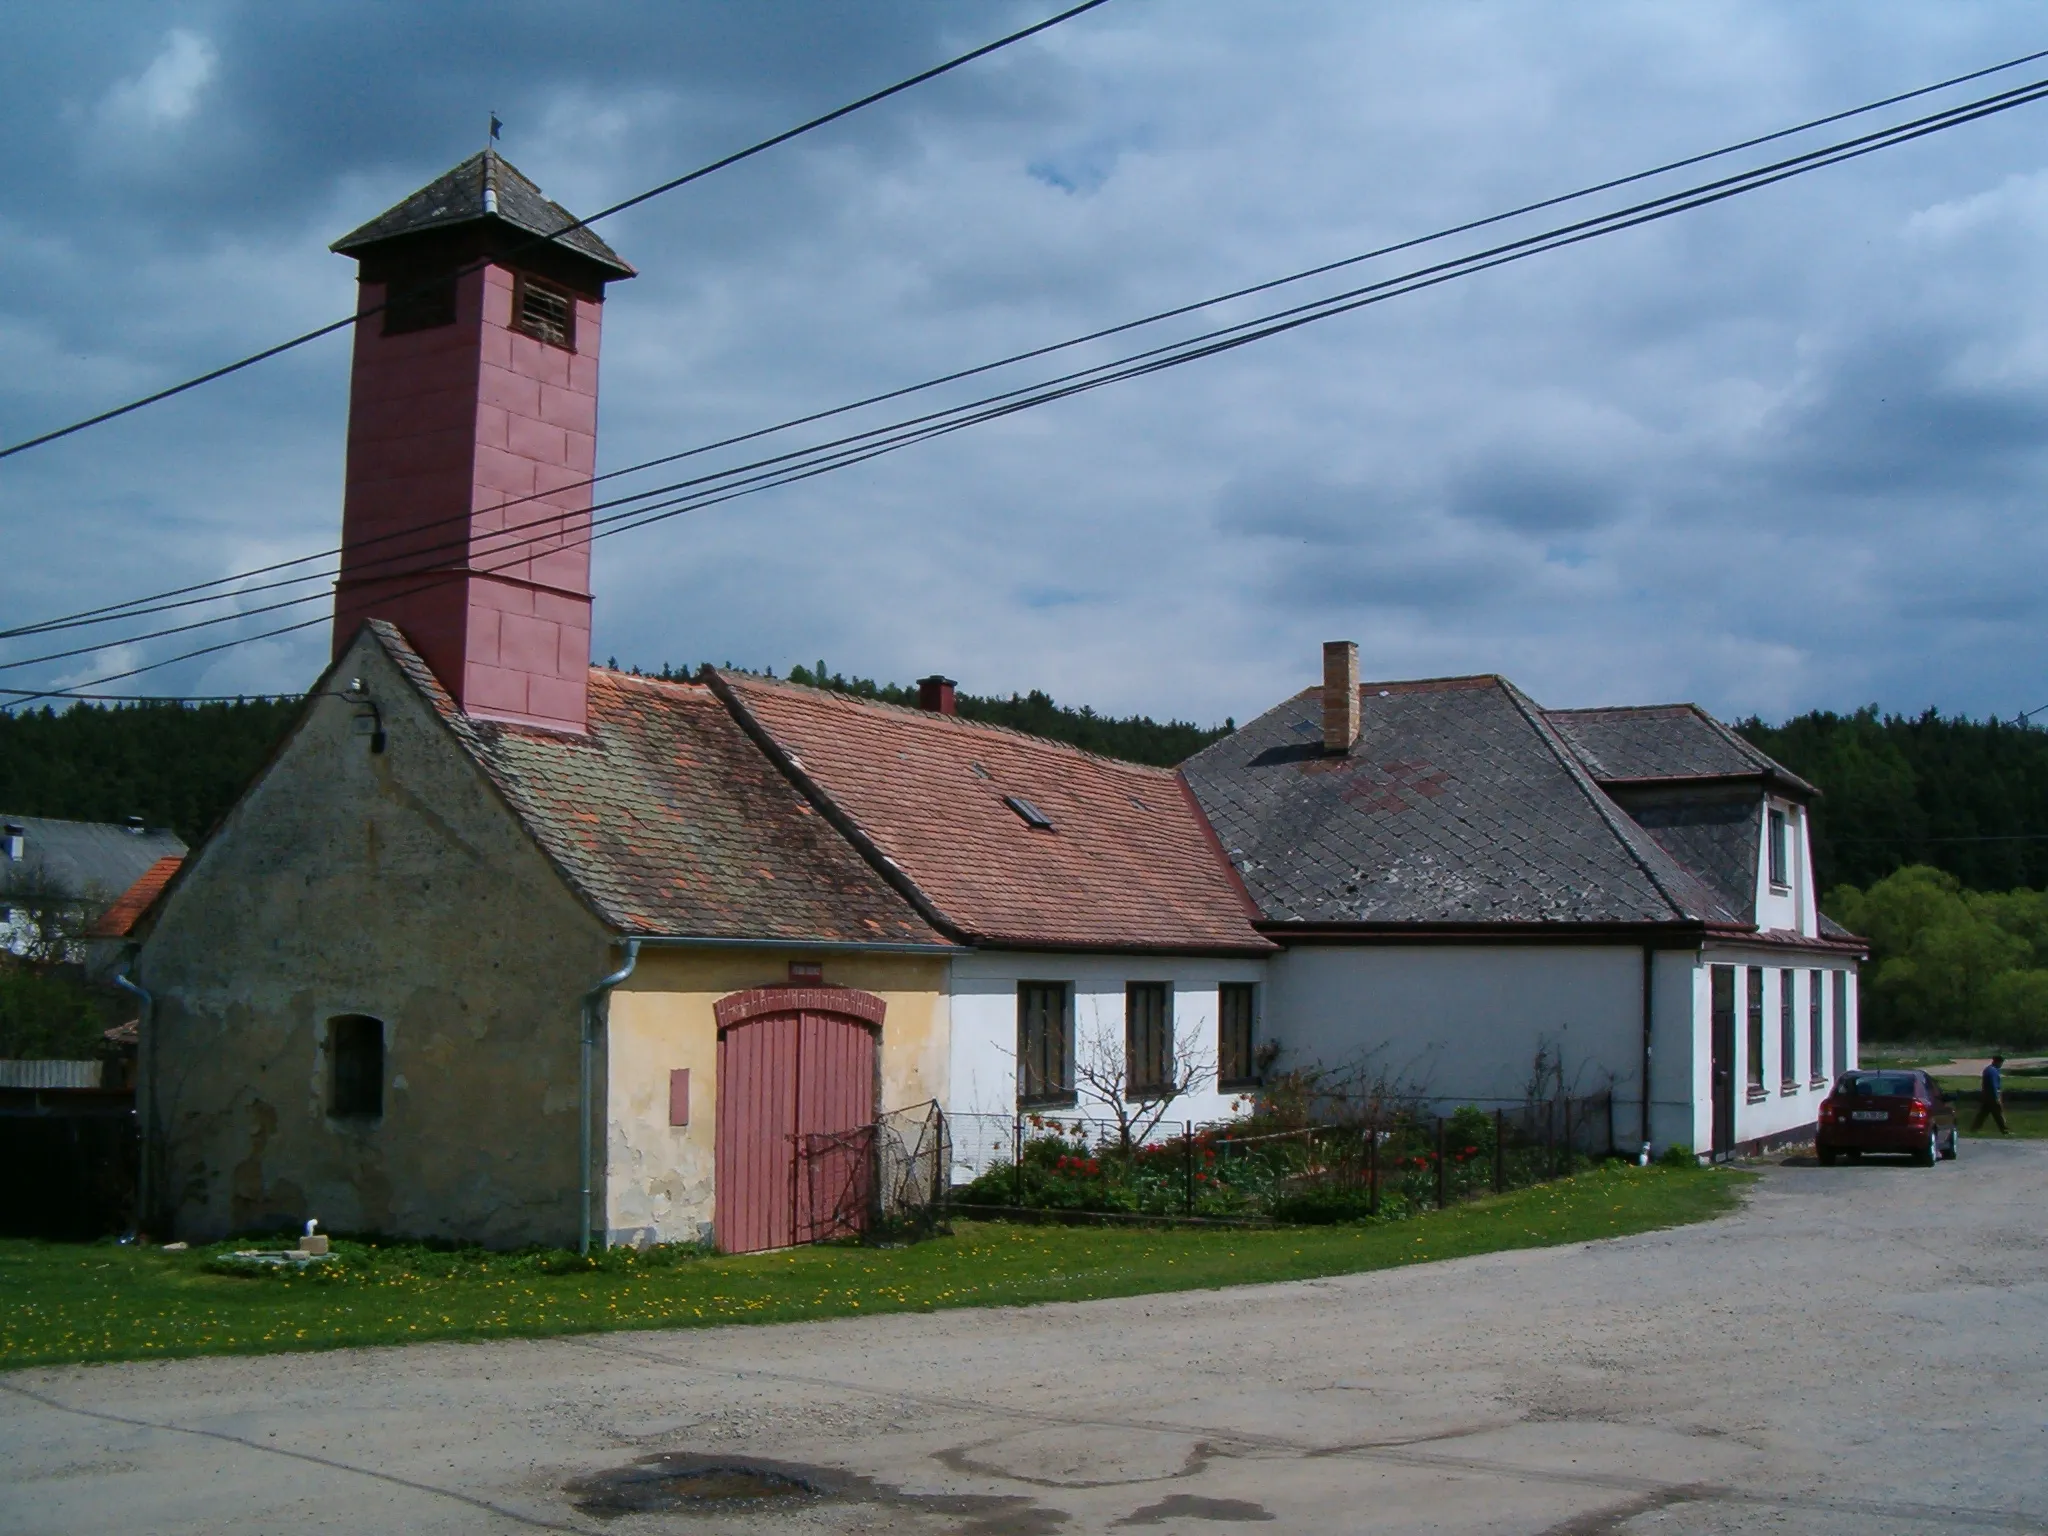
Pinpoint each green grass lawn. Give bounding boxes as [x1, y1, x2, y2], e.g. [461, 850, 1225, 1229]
[1930, 1077, 2048, 1136]
[0, 1163, 1743, 1371]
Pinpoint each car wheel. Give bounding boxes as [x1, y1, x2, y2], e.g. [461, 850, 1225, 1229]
[1817, 1146, 1837, 1167]
[1914, 1130, 1938, 1167]
[1942, 1129, 1960, 1161]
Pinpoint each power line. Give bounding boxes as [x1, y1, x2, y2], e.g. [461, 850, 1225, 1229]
[10, 63, 2048, 706]
[13, 42, 2048, 651]
[0, 0, 1114, 465]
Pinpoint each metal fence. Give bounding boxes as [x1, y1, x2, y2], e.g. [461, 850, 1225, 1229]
[792, 1099, 951, 1244]
[944, 1091, 1615, 1224]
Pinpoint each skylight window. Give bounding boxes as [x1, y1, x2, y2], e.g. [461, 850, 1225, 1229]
[1004, 794, 1054, 831]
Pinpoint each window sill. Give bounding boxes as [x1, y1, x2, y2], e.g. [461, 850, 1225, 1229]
[1746, 1087, 1769, 1104]
[1218, 1078, 1261, 1093]
[1809, 1076, 1827, 1090]
[1780, 1083, 1801, 1097]
[1018, 1095, 1077, 1111]
[1768, 883, 1791, 895]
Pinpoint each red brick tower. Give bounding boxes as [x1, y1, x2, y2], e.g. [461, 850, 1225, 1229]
[329, 151, 634, 731]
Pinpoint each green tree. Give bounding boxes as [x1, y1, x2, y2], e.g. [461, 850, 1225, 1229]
[1825, 865, 2048, 1046]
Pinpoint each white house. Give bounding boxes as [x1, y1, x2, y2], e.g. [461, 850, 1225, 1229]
[1180, 643, 1863, 1160]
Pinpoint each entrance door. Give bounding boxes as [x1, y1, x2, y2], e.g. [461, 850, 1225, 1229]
[1710, 964, 1736, 1158]
[714, 993, 880, 1254]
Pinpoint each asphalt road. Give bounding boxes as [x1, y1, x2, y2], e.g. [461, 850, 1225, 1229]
[4, 1144, 2044, 1535]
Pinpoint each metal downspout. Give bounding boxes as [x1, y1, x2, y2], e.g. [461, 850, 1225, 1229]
[1639, 945, 1655, 1163]
[111, 953, 154, 1234]
[580, 939, 640, 1256]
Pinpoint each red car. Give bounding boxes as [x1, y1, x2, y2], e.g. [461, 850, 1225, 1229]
[1816, 1070, 1959, 1166]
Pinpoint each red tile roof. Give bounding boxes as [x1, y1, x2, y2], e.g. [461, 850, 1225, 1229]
[87, 855, 183, 939]
[715, 673, 1272, 954]
[371, 624, 947, 946]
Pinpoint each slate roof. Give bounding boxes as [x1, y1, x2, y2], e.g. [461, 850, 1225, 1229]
[1545, 704, 1817, 796]
[0, 816, 187, 908]
[714, 672, 1272, 954]
[1180, 676, 1743, 929]
[370, 624, 943, 946]
[86, 855, 184, 939]
[331, 150, 635, 277]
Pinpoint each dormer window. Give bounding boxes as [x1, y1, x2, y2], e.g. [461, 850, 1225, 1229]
[1768, 808, 1789, 888]
[514, 274, 575, 350]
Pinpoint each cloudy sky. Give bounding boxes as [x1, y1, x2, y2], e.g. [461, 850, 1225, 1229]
[5, 1, 2048, 728]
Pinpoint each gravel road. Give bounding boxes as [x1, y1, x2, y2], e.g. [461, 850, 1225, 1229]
[4, 1144, 2044, 1535]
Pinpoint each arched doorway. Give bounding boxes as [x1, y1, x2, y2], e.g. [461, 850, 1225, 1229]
[713, 987, 883, 1254]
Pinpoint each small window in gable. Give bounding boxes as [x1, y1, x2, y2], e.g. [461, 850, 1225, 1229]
[1768, 808, 1789, 888]
[514, 273, 575, 350]
[328, 1014, 385, 1120]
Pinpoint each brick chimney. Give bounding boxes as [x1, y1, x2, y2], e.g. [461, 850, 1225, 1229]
[917, 675, 958, 715]
[1322, 640, 1360, 753]
[328, 150, 635, 731]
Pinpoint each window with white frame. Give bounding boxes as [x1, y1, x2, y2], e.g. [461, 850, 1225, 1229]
[1808, 968, 1826, 1086]
[1779, 968, 1798, 1090]
[1746, 967, 1766, 1098]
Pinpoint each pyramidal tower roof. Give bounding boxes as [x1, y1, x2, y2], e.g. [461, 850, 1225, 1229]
[331, 148, 635, 277]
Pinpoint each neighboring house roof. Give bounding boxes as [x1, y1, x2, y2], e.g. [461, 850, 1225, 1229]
[712, 672, 1273, 954]
[1544, 704, 1818, 797]
[330, 149, 635, 277]
[86, 855, 184, 939]
[0, 815, 187, 909]
[1180, 676, 1745, 931]
[370, 624, 945, 947]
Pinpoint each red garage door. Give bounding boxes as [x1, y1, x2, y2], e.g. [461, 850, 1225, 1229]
[714, 988, 883, 1255]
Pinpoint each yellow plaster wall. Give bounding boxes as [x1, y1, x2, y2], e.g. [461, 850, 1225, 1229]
[602, 948, 949, 1245]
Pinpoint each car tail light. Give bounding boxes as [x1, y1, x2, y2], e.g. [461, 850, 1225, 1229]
[1819, 1101, 1838, 1123]
[1907, 1101, 1930, 1123]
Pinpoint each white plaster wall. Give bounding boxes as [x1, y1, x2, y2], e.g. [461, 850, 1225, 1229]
[1264, 945, 1651, 1130]
[1753, 799, 1815, 937]
[947, 950, 1269, 1175]
[1700, 945, 1860, 1151]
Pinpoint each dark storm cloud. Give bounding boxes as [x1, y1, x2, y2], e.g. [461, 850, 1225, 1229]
[5, 2, 2048, 726]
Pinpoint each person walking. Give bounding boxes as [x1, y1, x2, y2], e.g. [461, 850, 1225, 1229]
[1972, 1053, 2010, 1135]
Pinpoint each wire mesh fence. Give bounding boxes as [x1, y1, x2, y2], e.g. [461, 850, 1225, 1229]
[945, 1091, 1615, 1226]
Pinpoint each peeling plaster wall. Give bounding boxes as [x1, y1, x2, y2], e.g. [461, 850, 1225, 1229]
[602, 949, 948, 1247]
[138, 629, 612, 1246]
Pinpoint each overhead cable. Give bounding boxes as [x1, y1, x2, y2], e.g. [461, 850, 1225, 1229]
[0, 0, 1114, 464]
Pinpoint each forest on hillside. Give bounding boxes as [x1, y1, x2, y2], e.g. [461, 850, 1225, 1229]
[6, 690, 2048, 1047]
[6, 691, 2044, 879]
[0, 698, 301, 843]
[1735, 707, 2048, 891]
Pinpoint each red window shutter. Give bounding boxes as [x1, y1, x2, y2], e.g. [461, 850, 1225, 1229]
[669, 1068, 690, 1127]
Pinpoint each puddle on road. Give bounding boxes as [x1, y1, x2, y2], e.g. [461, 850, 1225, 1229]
[1112, 1494, 1275, 1526]
[566, 1453, 1066, 1533]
